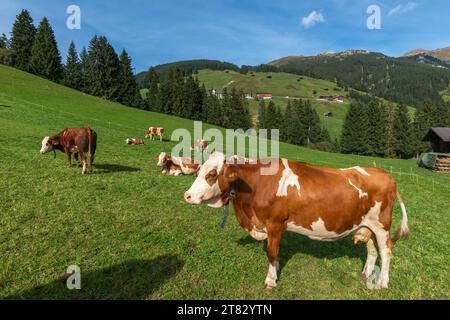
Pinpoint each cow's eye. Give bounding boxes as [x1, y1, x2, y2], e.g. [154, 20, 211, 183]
[206, 170, 217, 179]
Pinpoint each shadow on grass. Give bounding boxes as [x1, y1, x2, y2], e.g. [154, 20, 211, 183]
[238, 232, 366, 276]
[0, 104, 12, 108]
[94, 163, 141, 174]
[5, 255, 184, 300]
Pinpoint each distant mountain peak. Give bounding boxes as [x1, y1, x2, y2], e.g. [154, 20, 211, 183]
[402, 46, 450, 61]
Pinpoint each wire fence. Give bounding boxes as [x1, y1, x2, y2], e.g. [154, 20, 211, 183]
[2, 91, 449, 195]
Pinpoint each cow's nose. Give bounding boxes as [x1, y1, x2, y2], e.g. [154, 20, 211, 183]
[184, 192, 192, 203]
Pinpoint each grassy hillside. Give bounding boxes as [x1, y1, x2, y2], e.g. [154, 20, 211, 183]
[1, 64, 449, 299]
[196, 69, 350, 139]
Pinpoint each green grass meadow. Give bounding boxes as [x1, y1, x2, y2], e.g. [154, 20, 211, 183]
[0, 65, 449, 299]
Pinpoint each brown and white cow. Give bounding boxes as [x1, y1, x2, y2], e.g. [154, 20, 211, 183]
[191, 139, 209, 152]
[184, 152, 409, 289]
[156, 152, 200, 176]
[40, 127, 97, 174]
[125, 138, 145, 145]
[145, 127, 164, 141]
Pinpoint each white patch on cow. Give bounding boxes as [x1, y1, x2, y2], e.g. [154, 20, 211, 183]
[157, 152, 167, 167]
[361, 201, 383, 229]
[348, 179, 368, 199]
[172, 156, 200, 175]
[40, 136, 52, 154]
[249, 227, 268, 241]
[185, 152, 225, 208]
[265, 263, 278, 288]
[276, 159, 300, 197]
[287, 218, 356, 241]
[340, 166, 370, 176]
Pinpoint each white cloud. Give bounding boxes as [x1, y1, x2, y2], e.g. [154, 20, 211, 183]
[388, 2, 418, 16]
[301, 11, 325, 29]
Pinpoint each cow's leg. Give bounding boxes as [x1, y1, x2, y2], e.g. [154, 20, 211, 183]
[66, 152, 72, 167]
[79, 152, 87, 175]
[373, 229, 392, 289]
[264, 225, 283, 289]
[74, 152, 81, 167]
[362, 236, 378, 279]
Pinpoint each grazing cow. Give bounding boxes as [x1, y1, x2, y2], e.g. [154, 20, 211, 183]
[40, 127, 97, 175]
[184, 152, 409, 289]
[191, 139, 209, 152]
[145, 127, 164, 141]
[125, 138, 145, 145]
[156, 152, 200, 176]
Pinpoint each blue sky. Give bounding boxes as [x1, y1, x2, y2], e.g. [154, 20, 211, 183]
[0, 0, 449, 73]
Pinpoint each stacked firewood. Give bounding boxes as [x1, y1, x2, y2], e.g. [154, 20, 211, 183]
[435, 156, 450, 172]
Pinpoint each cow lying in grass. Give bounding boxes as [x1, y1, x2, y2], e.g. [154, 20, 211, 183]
[40, 127, 97, 175]
[184, 152, 409, 289]
[156, 152, 200, 176]
[125, 138, 145, 145]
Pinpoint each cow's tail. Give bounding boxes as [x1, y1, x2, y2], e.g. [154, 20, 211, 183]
[87, 127, 97, 162]
[392, 190, 409, 243]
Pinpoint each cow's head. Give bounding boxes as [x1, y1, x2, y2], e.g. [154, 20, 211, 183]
[184, 152, 237, 208]
[156, 152, 169, 166]
[40, 136, 59, 154]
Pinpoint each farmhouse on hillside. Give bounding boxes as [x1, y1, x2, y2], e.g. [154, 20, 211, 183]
[422, 127, 450, 153]
[256, 92, 273, 100]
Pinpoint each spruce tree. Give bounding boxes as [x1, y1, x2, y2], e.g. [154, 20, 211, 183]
[146, 67, 159, 111]
[85, 36, 120, 100]
[79, 47, 89, 92]
[289, 99, 307, 146]
[29, 17, 62, 81]
[367, 101, 388, 157]
[118, 49, 137, 106]
[341, 102, 370, 154]
[62, 41, 82, 90]
[228, 89, 251, 130]
[302, 100, 329, 145]
[257, 100, 267, 130]
[10, 10, 36, 71]
[204, 94, 222, 126]
[393, 103, 414, 159]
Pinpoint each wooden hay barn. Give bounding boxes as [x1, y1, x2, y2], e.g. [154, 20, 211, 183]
[422, 128, 450, 153]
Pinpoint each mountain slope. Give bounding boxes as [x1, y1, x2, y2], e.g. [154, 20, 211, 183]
[268, 51, 450, 107]
[403, 46, 450, 61]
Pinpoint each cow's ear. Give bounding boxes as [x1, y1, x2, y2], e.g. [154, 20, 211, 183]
[224, 165, 239, 183]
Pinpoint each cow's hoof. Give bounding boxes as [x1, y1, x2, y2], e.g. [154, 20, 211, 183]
[264, 279, 277, 289]
[374, 282, 389, 290]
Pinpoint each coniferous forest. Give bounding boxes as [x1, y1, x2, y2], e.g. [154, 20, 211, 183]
[1, 9, 450, 159]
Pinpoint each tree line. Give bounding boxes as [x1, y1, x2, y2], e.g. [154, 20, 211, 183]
[341, 94, 450, 159]
[144, 67, 252, 130]
[258, 99, 333, 151]
[2, 10, 142, 108]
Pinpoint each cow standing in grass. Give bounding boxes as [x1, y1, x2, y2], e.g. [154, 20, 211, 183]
[145, 127, 164, 141]
[40, 127, 97, 175]
[184, 152, 409, 289]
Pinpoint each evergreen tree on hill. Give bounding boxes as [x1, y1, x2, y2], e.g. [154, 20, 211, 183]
[341, 102, 370, 154]
[257, 100, 267, 130]
[146, 67, 159, 111]
[85, 36, 120, 101]
[79, 47, 89, 92]
[118, 49, 137, 106]
[29, 17, 62, 81]
[366, 101, 388, 157]
[393, 103, 414, 159]
[62, 41, 82, 90]
[10, 10, 36, 71]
